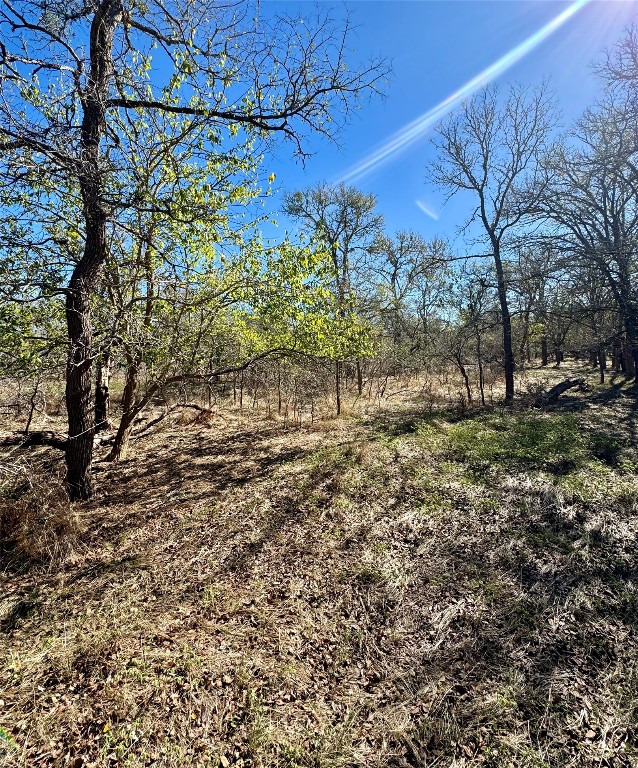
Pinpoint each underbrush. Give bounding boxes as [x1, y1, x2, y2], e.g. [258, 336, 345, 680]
[0, 457, 78, 564]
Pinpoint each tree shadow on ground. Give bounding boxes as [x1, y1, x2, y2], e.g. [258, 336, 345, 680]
[2, 404, 638, 768]
[379, 481, 638, 766]
[366, 401, 638, 766]
[84, 424, 316, 543]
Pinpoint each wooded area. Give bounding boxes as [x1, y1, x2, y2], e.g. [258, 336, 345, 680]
[1, 2, 637, 767]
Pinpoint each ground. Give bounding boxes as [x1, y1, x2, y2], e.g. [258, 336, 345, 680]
[1, 366, 637, 767]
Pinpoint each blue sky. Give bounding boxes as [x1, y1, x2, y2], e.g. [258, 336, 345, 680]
[260, 0, 638, 247]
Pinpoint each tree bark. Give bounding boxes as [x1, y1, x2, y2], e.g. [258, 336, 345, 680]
[335, 361, 341, 416]
[624, 314, 638, 381]
[476, 331, 486, 407]
[518, 307, 531, 366]
[622, 338, 636, 379]
[493, 246, 515, 402]
[454, 355, 473, 406]
[613, 336, 623, 372]
[65, 0, 123, 500]
[107, 362, 138, 462]
[2, 430, 67, 451]
[95, 353, 111, 431]
[599, 346, 607, 384]
[65, 285, 98, 499]
[541, 336, 548, 367]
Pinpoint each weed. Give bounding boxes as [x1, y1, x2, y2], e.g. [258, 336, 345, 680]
[526, 527, 573, 554]
[343, 563, 386, 586]
[279, 743, 307, 767]
[590, 431, 623, 465]
[417, 489, 451, 516]
[469, 578, 508, 605]
[0, 725, 18, 765]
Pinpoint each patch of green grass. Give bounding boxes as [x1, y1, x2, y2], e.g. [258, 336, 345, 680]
[589, 431, 624, 464]
[446, 414, 586, 471]
[469, 578, 508, 605]
[306, 443, 360, 474]
[303, 441, 394, 506]
[557, 465, 638, 511]
[342, 563, 386, 586]
[526, 527, 573, 554]
[424, 571, 452, 587]
[506, 598, 540, 634]
[417, 489, 452, 516]
[416, 413, 617, 474]
[0, 726, 18, 758]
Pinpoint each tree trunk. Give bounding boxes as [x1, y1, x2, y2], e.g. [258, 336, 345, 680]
[541, 336, 548, 367]
[455, 355, 473, 405]
[476, 332, 486, 407]
[613, 337, 623, 372]
[107, 363, 138, 462]
[24, 378, 41, 435]
[95, 353, 111, 431]
[624, 315, 638, 381]
[356, 359, 363, 396]
[64, 0, 123, 500]
[537, 378, 586, 406]
[599, 346, 607, 385]
[518, 308, 531, 367]
[493, 247, 515, 402]
[335, 361, 341, 416]
[622, 338, 636, 379]
[65, 285, 98, 500]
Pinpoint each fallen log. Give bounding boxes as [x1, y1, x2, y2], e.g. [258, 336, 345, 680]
[1, 430, 67, 451]
[536, 378, 588, 406]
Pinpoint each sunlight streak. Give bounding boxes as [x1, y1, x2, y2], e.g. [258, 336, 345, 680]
[336, 0, 592, 185]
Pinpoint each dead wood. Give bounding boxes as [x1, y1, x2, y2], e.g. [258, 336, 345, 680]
[1, 430, 67, 451]
[536, 378, 588, 406]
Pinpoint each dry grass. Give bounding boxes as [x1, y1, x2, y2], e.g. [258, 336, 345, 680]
[1, 364, 637, 767]
[0, 456, 79, 565]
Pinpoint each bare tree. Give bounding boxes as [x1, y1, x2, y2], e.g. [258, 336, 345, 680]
[429, 84, 554, 402]
[536, 98, 638, 379]
[596, 25, 638, 94]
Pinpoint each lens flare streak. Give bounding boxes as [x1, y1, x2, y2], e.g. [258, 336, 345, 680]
[336, 0, 592, 185]
[416, 199, 439, 220]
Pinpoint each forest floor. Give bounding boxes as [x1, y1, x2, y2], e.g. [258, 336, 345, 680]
[1, 365, 638, 768]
